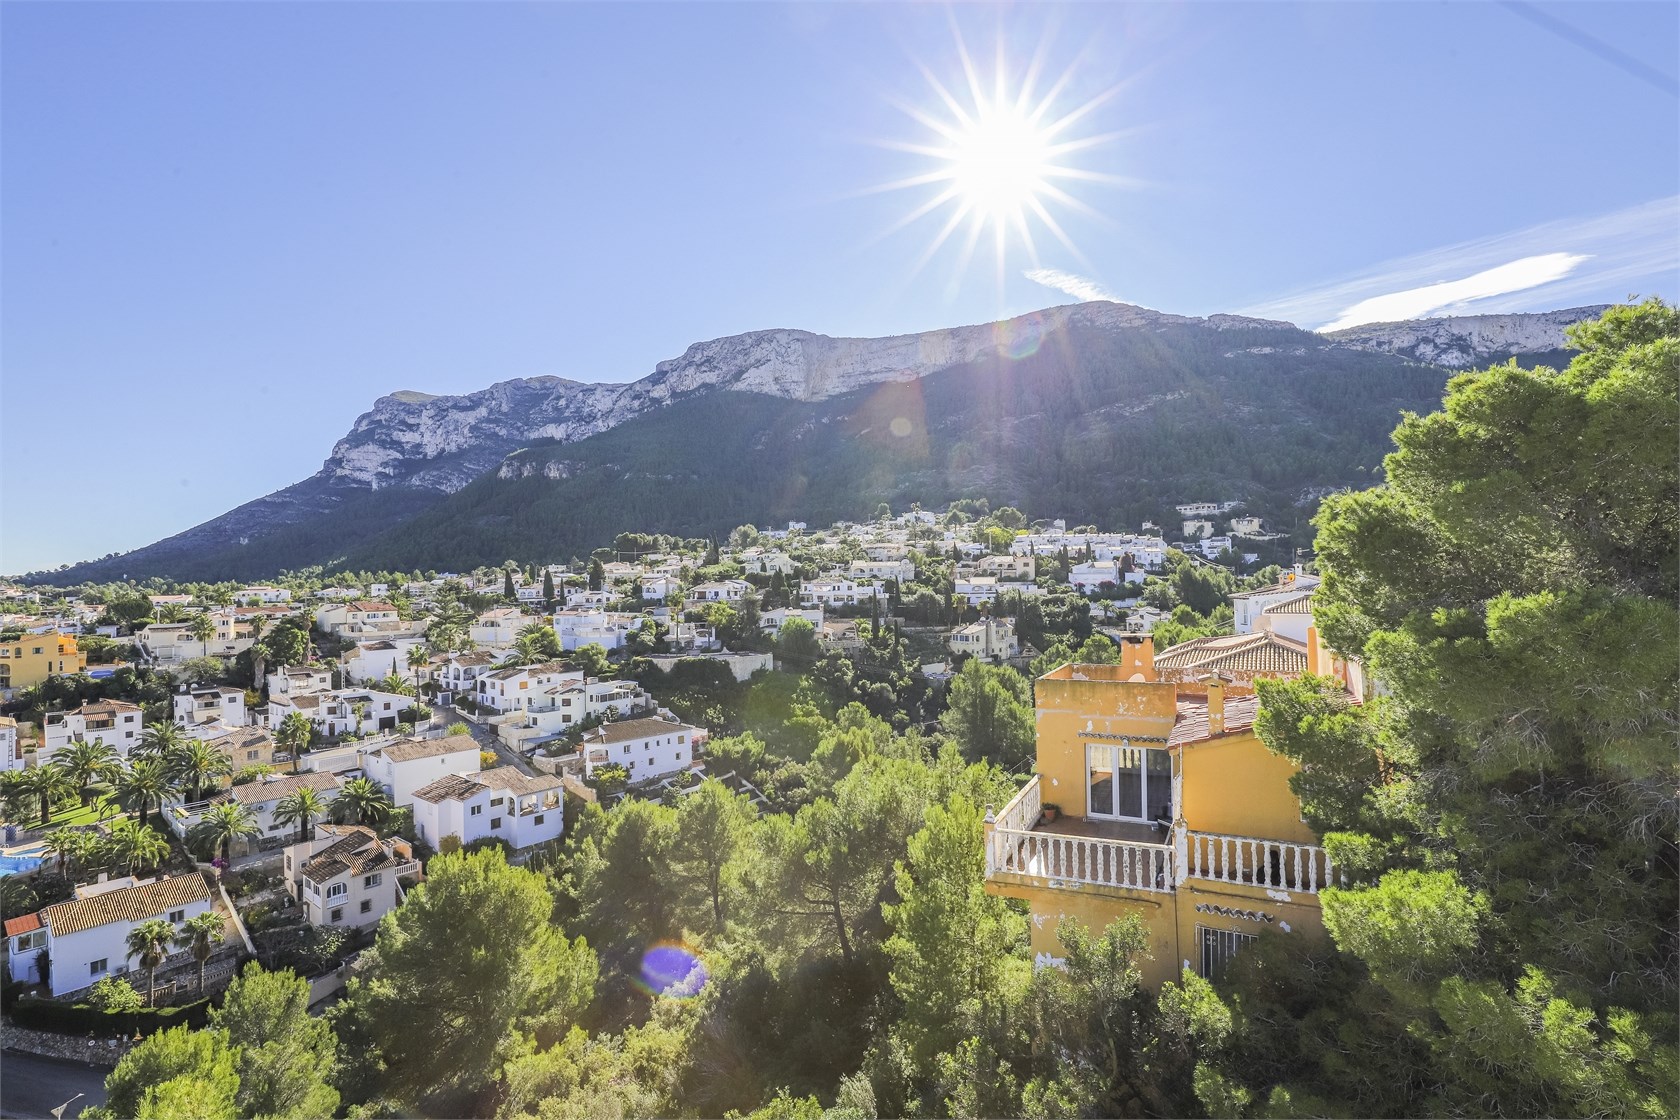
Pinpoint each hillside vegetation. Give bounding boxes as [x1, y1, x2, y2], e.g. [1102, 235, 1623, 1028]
[343, 321, 1449, 571]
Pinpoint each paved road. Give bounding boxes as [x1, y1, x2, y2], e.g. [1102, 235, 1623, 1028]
[437, 703, 536, 775]
[0, 1051, 108, 1119]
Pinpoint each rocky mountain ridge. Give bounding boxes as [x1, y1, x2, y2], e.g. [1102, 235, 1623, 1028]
[29, 301, 1602, 583]
[325, 302, 1294, 492]
[1325, 306, 1606, 368]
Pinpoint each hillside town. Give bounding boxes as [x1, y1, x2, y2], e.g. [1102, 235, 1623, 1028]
[0, 502, 1317, 1001]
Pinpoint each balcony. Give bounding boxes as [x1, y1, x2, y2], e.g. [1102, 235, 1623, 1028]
[984, 775, 1339, 896]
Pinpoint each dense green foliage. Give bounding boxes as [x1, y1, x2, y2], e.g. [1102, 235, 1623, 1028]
[1180, 298, 1680, 1117]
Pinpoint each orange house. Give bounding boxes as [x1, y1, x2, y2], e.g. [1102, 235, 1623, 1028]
[983, 636, 1346, 986]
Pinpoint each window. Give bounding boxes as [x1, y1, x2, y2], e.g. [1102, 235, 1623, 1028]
[330, 907, 344, 923]
[470, 804, 483, 816]
[490, 796, 504, 807]
[363, 873, 381, 888]
[326, 883, 347, 899]
[168, 909, 185, 923]
[247, 750, 260, 761]
[1197, 927, 1257, 979]
[490, 818, 502, 830]
[534, 814, 545, 825]
[90, 958, 108, 975]
[360, 900, 373, 914]
[15, 930, 43, 952]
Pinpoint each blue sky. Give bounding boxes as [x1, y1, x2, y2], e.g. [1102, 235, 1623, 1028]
[4, 2, 1676, 574]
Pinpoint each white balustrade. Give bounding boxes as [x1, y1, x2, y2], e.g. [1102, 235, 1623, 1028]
[1185, 830, 1338, 893]
[991, 774, 1043, 835]
[986, 826, 1172, 893]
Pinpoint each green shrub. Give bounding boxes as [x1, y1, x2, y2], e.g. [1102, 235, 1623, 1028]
[9, 994, 213, 1037]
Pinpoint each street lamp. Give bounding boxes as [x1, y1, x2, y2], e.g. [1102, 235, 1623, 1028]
[50, 1092, 85, 1119]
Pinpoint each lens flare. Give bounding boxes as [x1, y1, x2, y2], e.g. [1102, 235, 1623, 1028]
[638, 942, 708, 998]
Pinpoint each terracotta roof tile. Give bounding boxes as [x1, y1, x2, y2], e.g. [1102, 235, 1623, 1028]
[580, 717, 697, 746]
[299, 826, 394, 880]
[41, 874, 213, 937]
[412, 773, 489, 803]
[370, 733, 478, 764]
[4, 912, 42, 937]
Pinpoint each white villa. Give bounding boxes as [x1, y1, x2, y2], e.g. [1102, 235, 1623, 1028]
[283, 825, 417, 930]
[409, 766, 564, 851]
[5, 873, 216, 997]
[579, 716, 700, 784]
[41, 700, 143, 763]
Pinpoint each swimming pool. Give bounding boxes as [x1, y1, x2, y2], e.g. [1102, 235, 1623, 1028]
[0, 853, 45, 877]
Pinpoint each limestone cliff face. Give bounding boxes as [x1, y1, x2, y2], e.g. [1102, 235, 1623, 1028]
[320, 301, 1295, 493]
[1324, 306, 1606, 368]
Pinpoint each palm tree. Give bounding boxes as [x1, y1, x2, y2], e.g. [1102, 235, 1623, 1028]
[165, 738, 233, 802]
[375, 672, 415, 697]
[136, 721, 187, 763]
[331, 776, 393, 828]
[248, 615, 270, 691]
[187, 611, 216, 655]
[107, 818, 171, 877]
[126, 917, 177, 1007]
[56, 739, 121, 807]
[113, 759, 177, 829]
[275, 711, 313, 774]
[18, 764, 74, 827]
[273, 786, 328, 843]
[175, 911, 224, 995]
[407, 644, 430, 697]
[186, 801, 259, 862]
[42, 828, 85, 877]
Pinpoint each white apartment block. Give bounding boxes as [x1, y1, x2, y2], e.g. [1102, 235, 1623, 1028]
[267, 665, 333, 698]
[409, 766, 564, 851]
[948, 617, 1020, 663]
[172, 686, 249, 731]
[41, 700, 143, 763]
[0, 716, 21, 772]
[235, 586, 293, 604]
[579, 716, 700, 784]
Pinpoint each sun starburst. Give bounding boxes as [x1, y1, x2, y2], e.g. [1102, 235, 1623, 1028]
[871, 30, 1132, 295]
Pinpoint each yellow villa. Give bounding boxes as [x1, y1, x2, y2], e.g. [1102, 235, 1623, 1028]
[0, 633, 87, 694]
[983, 635, 1348, 987]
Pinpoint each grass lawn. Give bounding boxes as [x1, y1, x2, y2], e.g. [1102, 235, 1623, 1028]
[43, 795, 124, 830]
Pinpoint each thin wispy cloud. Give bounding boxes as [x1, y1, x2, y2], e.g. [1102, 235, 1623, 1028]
[1024, 268, 1118, 303]
[1318, 253, 1590, 332]
[1246, 196, 1679, 331]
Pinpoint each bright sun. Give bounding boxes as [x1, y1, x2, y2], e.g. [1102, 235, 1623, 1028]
[872, 34, 1127, 289]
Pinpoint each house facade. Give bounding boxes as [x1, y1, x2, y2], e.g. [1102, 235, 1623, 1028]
[0, 633, 87, 693]
[361, 733, 482, 805]
[983, 647, 1338, 987]
[579, 716, 700, 784]
[41, 700, 143, 763]
[283, 825, 416, 929]
[173, 686, 249, 731]
[6, 873, 216, 997]
[409, 766, 564, 850]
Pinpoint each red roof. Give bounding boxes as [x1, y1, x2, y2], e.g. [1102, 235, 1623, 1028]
[4, 912, 43, 937]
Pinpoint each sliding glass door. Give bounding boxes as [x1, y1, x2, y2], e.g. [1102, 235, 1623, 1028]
[1087, 742, 1171, 821]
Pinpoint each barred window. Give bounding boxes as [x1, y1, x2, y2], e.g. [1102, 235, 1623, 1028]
[1197, 926, 1257, 978]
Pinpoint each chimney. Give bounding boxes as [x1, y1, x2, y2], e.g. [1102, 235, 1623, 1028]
[1207, 674, 1227, 736]
[1121, 634, 1156, 682]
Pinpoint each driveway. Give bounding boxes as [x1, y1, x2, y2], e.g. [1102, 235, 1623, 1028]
[0, 1051, 108, 1119]
[435, 702, 535, 775]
